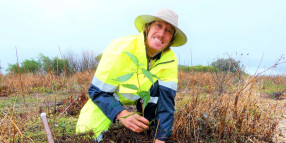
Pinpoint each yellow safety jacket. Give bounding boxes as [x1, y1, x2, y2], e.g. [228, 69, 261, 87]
[76, 32, 178, 141]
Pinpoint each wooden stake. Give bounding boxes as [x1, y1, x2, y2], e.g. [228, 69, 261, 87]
[40, 113, 54, 143]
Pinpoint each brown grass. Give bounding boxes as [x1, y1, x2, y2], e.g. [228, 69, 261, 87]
[0, 70, 93, 96]
[99, 71, 285, 142]
[0, 70, 285, 142]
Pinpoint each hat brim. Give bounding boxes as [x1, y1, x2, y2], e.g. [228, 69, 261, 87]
[135, 15, 187, 47]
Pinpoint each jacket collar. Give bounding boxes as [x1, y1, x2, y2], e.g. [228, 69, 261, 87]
[149, 52, 162, 61]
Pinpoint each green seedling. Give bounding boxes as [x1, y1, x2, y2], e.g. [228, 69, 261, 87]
[113, 51, 157, 114]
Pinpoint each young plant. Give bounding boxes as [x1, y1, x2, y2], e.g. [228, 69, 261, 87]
[113, 51, 157, 115]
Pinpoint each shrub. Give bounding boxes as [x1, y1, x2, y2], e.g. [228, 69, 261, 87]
[211, 58, 242, 73]
[179, 65, 218, 73]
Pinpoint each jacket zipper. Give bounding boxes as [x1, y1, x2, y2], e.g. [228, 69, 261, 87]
[147, 59, 152, 71]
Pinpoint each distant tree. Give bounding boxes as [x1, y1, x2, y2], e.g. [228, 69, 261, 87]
[7, 59, 40, 74]
[80, 50, 97, 72]
[64, 50, 100, 73]
[38, 54, 53, 73]
[63, 51, 79, 73]
[21, 59, 41, 73]
[51, 57, 72, 76]
[7, 63, 20, 74]
[211, 58, 242, 73]
[7, 51, 101, 75]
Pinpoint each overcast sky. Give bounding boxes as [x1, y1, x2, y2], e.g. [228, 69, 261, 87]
[0, 0, 285, 75]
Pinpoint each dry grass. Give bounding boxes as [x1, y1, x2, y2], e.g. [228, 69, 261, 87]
[0, 71, 94, 142]
[99, 71, 286, 142]
[0, 70, 93, 97]
[0, 70, 285, 142]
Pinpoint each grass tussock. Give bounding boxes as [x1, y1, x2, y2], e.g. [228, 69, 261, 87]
[172, 92, 278, 142]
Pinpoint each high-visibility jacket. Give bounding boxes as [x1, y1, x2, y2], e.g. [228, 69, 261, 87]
[76, 32, 178, 141]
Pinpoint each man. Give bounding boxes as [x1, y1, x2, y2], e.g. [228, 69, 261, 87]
[76, 9, 187, 142]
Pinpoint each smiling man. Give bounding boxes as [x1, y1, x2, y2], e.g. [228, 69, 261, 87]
[76, 9, 187, 142]
[145, 21, 175, 57]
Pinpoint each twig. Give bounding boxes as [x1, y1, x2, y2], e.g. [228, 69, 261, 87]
[57, 96, 79, 119]
[15, 47, 27, 109]
[190, 113, 197, 142]
[0, 138, 8, 143]
[153, 119, 160, 143]
[3, 112, 22, 135]
[3, 112, 35, 143]
[190, 47, 193, 72]
[41, 113, 54, 143]
[0, 116, 5, 125]
[255, 54, 285, 76]
[58, 47, 67, 78]
[255, 53, 265, 75]
[233, 55, 286, 105]
[246, 136, 254, 143]
[11, 95, 18, 142]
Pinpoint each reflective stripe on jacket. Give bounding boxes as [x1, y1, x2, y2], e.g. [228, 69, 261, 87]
[76, 32, 178, 140]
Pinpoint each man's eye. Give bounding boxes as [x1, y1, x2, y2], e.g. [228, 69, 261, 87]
[156, 24, 161, 28]
[167, 29, 171, 34]
[166, 29, 173, 34]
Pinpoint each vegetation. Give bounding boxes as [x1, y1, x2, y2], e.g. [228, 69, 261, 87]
[211, 58, 243, 73]
[179, 65, 218, 73]
[6, 50, 101, 75]
[7, 54, 72, 75]
[0, 53, 285, 142]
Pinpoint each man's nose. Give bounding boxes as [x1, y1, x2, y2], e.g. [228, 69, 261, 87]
[157, 28, 166, 37]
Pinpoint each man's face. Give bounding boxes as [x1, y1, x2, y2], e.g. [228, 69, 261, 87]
[146, 21, 175, 56]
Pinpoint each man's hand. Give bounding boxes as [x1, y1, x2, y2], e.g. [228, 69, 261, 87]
[155, 139, 165, 143]
[116, 110, 149, 133]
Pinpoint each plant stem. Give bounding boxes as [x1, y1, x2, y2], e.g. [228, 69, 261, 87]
[136, 65, 144, 117]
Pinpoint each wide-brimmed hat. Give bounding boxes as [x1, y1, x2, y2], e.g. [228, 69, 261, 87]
[134, 9, 187, 47]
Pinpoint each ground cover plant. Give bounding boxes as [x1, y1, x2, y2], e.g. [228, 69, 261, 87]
[0, 57, 286, 142]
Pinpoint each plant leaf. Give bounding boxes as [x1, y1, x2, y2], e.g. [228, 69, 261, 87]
[141, 68, 153, 83]
[149, 119, 154, 126]
[123, 51, 139, 66]
[152, 74, 158, 79]
[138, 91, 150, 110]
[113, 73, 134, 82]
[121, 112, 141, 119]
[121, 84, 138, 90]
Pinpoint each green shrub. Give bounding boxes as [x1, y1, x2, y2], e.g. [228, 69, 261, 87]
[22, 59, 41, 73]
[179, 65, 218, 73]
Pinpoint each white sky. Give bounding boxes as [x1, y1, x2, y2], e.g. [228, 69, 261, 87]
[0, 0, 285, 75]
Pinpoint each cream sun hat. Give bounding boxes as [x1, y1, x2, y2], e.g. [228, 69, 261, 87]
[134, 9, 187, 47]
